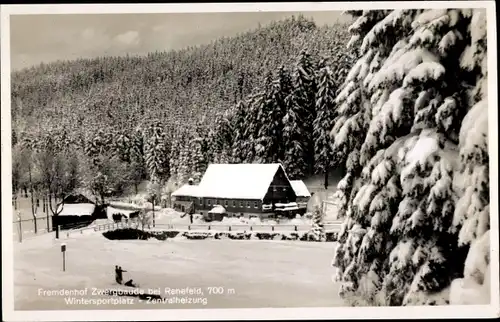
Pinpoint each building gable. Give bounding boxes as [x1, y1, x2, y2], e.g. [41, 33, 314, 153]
[263, 166, 296, 202]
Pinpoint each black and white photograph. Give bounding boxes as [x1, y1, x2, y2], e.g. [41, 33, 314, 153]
[1, 2, 499, 321]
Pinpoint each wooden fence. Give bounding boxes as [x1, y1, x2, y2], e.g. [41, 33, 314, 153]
[13, 220, 344, 242]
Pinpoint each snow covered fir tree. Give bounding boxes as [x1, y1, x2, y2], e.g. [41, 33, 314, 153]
[331, 9, 491, 306]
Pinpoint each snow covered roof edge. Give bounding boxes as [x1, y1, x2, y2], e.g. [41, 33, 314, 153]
[290, 180, 311, 197]
[172, 184, 200, 197]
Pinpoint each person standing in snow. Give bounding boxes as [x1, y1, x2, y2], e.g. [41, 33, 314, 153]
[187, 201, 196, 224]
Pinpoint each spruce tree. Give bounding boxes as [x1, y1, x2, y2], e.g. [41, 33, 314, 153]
[242, 92, 263, 163]
[191, 137, 208, 183]
[282, 91, 309, 179]
[449, 9, 490, 305]
[231, 100, 250, 163]
[254, 71, 281, 164]
[314, 58, 337, 188]
[331, 9, 490, 306]
[113, 130, 132, 163]
[144, 122, 170, 183]
[308, 205, 326, 242]
[210, 110, 234, 164]
[292, 50, 318, 175]
[168, 129, 182, 180]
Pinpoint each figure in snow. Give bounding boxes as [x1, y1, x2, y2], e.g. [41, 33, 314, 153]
[115, 265, 127, 284]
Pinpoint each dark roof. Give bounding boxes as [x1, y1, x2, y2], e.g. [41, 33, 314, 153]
[63, 193, 95, 205]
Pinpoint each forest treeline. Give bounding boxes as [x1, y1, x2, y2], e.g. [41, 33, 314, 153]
[11, 15, 354, 205]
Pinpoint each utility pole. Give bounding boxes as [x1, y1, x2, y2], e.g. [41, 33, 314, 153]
[17, 212, 22, 243]
[28, 164, 37, 234]
[152, 196, 155, 228]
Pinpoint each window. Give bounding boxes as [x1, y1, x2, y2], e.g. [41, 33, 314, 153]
[224, 200, 229, 207]
[240, 201, 244, 207]
[216, 199, 220, 205]
[208, 199, 212, 206]
[254, 201, 258, 208]
[232, 200, 236, 207]
[246, 201, 250, 208]
[282, 187, 287, 192]
[199, 199, 203, 206]
[273, 187, 277, 192]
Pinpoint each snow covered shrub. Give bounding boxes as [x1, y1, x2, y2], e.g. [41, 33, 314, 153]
[228, 232, 248, 240]
[103, 228, 150, 240]
[325, 232, 337, 242]
[282, 232, 300, 241]
[332, 9, 490, 306]
[184, 232, 212, 240]
[214, 232, 229, 240]
[308, 206, 326, 241]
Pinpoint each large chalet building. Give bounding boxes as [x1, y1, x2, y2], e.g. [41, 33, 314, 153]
[172, 163, 312, 220]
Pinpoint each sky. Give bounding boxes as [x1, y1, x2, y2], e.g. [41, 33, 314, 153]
[9, 11, 351, 71]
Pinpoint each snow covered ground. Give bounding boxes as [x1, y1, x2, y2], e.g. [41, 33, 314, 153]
[14, 232, 343, 310]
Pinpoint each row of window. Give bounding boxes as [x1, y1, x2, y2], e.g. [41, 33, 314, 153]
[203, 199, 259, 209]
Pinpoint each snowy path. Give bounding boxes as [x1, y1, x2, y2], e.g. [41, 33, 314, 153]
[14, 233, 344, 310]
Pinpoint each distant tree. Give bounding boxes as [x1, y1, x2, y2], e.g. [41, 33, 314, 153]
[292, 50, 318, 175]
[282, 90, 308, 179]
[36, 149, 81, 238]
[314, 58, 337, 189]
[230, 101, 249, 163]
[191, 137, 208, 183]
[144, 122, 170, 182]
[83, 154, 129, 206]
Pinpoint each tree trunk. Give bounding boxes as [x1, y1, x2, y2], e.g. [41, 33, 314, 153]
[49, 193, 61, 239]
[152, 198, 155, 228]
[46, 194, 50, 232]
[28, 164, 37, 234]
[324, 166, 329, 190]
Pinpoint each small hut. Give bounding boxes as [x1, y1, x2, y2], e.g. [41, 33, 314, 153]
[207, 205, 227, 222]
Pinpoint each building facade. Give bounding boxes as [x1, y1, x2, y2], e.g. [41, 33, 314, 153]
[172, 163, 311, 220]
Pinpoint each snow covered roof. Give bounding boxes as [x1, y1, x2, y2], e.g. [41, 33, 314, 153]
[63, 193, 95, 204]
[172, 184, 200, 197]
[290, 180, 311, 197]
[106, 206, 139, 219]
[57, 203, 95, 217]
[196, 163, 288, 200]
[208, 205, 226, 214]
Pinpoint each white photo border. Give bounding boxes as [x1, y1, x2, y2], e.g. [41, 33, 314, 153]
[1, 1, 498, 321]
